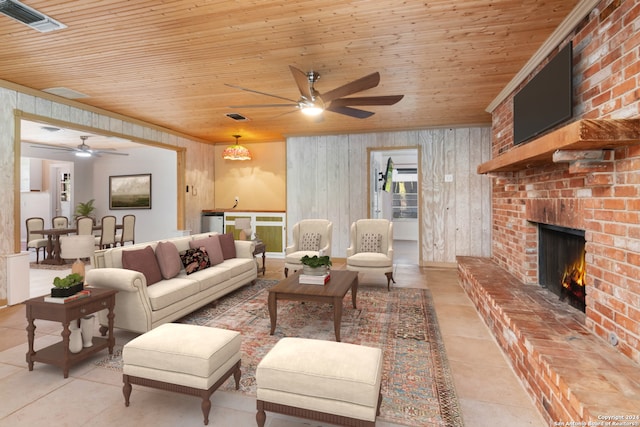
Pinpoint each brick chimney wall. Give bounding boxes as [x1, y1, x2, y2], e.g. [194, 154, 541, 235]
[490, 0, 640, 363]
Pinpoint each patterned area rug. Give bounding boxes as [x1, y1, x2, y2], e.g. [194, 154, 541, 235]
[95, 279, 463, 427]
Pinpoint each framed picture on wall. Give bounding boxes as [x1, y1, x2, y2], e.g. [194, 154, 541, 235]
[109, 174, 152, 209]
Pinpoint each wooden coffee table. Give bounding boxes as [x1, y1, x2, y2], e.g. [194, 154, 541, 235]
[268, 270, 358, 342]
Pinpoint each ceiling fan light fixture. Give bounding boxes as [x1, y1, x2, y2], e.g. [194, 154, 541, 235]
[222, 135, 252, 161]
[300, 105, 324, 116]
[75, 151, 91, 158]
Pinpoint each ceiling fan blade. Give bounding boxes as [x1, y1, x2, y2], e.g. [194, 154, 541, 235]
[320, 72, 380, 103]
[228, 103, 298, 108]
[95, 150, 129, 156]
[30, 144, 76, 152]
[330, 95, 404, 107]
[224, 83, 297, 103]
[325, 104, 375, 119]
[289, 66, 313, 100]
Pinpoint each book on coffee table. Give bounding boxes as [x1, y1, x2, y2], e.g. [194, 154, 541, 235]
[299, 273, 330, 285]
[44, 289, 92, 304]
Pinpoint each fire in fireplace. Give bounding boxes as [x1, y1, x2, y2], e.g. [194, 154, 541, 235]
[538, 224, 586, 312]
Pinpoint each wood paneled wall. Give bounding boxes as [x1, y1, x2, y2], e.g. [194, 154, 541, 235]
[287, 127, 492, 264]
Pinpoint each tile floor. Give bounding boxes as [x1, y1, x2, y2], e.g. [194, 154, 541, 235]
[0, 251, 546, 427]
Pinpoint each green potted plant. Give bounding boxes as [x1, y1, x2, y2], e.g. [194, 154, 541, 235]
[300, 255, 332, 275]
[75, 199, 96, 219]
[51, 273, 84, 297]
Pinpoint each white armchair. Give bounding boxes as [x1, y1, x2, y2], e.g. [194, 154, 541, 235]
[346, 219, 395, 290]
[284, 219, 333, 277]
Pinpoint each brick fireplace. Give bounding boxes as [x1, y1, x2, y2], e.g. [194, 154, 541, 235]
[459, 0, 640, 423]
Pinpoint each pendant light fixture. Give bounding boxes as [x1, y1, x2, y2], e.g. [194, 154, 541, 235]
[222, 134, 252, 161]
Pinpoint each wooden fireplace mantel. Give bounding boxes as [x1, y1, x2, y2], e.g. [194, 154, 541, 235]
[477, 119, 640, 174]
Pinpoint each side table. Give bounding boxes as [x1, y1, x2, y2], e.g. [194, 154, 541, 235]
[25, 287, 117, 378]
[253, 241, 266, 276]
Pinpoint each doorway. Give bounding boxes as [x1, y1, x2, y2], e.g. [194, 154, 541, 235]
[369, 148, 420, 265]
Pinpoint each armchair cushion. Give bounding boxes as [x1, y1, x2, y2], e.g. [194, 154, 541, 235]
[300, 232, 321, 251]
[346, 252, 392, 268]
[122, 245, 163, 286]
[360, 233, 382, 253]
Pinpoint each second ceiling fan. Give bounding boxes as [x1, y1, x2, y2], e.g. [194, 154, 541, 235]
[226, 66, 403, 119]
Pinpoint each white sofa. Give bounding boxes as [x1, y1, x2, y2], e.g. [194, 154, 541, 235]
[87, 233, 257, 334]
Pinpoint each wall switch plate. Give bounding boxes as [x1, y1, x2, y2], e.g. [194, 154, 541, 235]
[444, 174, 454, 182]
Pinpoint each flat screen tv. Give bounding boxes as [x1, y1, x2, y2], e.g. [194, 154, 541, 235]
[382, 157, 393, 192]
[513, 42, 573, 145]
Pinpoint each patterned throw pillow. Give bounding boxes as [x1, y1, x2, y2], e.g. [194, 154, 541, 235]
[180, 248, 211, 275]
[300, 232, 321, 251]
[360, 233, 382, 253]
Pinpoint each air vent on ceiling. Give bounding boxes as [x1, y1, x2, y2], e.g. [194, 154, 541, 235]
[225, 113, 249, 121]
[0, 0, 66, 32]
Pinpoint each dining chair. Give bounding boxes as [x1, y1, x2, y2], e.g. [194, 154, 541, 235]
[52, 216, 69, 229]
[76, 216, 95, 236]
[26, 217, 48, 264]
[116, 214, 136, 246]
[96, 215, 117, 249]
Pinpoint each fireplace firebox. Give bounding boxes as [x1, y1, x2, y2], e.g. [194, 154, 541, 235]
[538, 224, 586, 312]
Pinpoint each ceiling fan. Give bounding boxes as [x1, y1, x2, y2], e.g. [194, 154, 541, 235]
[226, 66, 404, 119]
[30, 136, 129, 157]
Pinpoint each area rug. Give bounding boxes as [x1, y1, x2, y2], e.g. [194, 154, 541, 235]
[95, 279, 463, 427]
[29, 259, 90, 270]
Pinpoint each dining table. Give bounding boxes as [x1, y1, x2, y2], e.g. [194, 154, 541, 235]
[40, 224, 122, 265]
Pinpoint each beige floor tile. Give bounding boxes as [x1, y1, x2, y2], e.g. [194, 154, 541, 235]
[0, 259, 545, 427]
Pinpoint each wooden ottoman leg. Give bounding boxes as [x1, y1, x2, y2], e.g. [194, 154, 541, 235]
[233, 361, 241, 389]
[123, 374, 132, 407]
[200, 390, 212, 426]
[256, 400, 266, 427]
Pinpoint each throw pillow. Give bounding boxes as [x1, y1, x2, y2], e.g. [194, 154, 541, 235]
[121, 245, 163, 286]
[180, 248, 211, 275]
[155, 241, 182, 279]
[360, 233, 382, 253]
[300, 232, 321, 251]
[218, 233, 237, 260]
[190, 235, 224, 266]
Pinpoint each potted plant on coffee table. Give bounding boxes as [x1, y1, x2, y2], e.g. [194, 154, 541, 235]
[51, 273, 84, 297]
[300, 255, 332, 276]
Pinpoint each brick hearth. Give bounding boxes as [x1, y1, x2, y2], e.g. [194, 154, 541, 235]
[458, 256, 640, 423]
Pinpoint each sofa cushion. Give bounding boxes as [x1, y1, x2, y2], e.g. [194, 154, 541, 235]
[155, 241, 182, 279]
[219, 233, 237, 259]
[122, 245, 163, 286]
[146, 277, 201, 311]
[346, 252, 391, 268]
[359, 233, 382, 253]
[180, 248, 211, 275]
[190, 235, 224, 266]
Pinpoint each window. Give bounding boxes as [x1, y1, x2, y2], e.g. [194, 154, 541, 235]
[392, 168, 418, 219]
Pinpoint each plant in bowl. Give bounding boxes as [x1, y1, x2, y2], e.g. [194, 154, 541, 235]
[75, 199, 96, 219]
[300, 255, 332, 275]
[51, 273, 84, 297]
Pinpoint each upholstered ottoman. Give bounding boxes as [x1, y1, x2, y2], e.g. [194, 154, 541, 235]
[256, 337, 383, 427]
[122, 323, 241, 425]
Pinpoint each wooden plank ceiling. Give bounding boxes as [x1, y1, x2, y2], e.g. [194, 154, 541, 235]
[0, 0, 580, 144]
